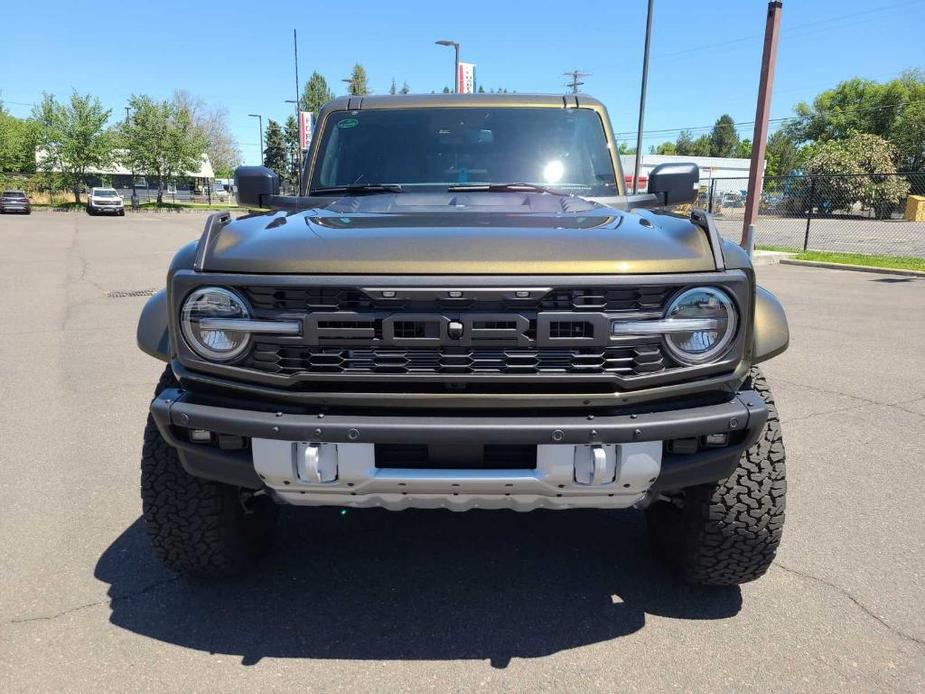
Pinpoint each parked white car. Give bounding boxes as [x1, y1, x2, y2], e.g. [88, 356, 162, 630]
[87, 187, 125, 216]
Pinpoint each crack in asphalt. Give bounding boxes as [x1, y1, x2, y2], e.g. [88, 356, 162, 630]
[773, 562, 925, 648]
[1, 575, 180, 627]
[774, 378, 925, 424]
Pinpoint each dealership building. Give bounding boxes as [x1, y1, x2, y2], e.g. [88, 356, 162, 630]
[620, 154, 758, 194]
[34, 151, 216, 191]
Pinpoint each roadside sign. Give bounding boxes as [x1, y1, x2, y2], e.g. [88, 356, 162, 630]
[458, 62, 476, 94]
[299, 111, 314, 150]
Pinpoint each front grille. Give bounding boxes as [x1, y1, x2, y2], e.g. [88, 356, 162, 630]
[245, 343, 666, 376]
[244, 285, 672, 313]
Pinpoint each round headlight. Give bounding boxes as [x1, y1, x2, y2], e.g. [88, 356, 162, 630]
[663, 287, 737, 365]
[181, 287, 251, 362]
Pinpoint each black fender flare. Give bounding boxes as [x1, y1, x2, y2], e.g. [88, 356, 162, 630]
[137, 289, 170, 362]
[753, 286, 789, 363]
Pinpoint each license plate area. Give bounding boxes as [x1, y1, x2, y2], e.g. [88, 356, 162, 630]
[374, 443, 537, 470]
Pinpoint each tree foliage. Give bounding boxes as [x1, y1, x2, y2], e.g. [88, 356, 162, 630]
[262, 119, 288, 183]
[283, 115, 300, 188]
[400, 81, 411, 95]
[764, 130, 802, 177]
[805, 133, 910, 216]
[654, 141, 677, 155]
[709, 114, 739, 157]
[0, 103, 36, 173]
[787, 70, 925, 170]
[121, 94, 207, 205]
[32, 92, 114, 203]
[301, 71, 335, 114]
[172, 90, 240, 178]
[345, 64, 369, 96]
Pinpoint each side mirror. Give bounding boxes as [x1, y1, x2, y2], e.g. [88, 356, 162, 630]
[647, 162, 699, 206]
[234, 166, 279, 207]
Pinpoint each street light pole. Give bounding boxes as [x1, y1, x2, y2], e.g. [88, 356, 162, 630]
[125, 106, 138, 208]
[293, 28, 302, 192]
[248, 114, 264, 165]
[435, 40, 460, 93]
[633, 0, 654, 194]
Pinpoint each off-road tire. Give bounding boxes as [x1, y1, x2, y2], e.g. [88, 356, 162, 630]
[645, 367, 786, 586]
[140, 366, 277, 576]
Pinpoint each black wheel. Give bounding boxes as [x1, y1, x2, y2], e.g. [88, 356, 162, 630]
[141, 366, 277, 576]
[86, 207, 94, 215]
[118, 209, 125, 216]
[645, 367, 786, 586]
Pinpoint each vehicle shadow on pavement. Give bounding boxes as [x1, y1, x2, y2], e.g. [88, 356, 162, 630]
[96, 509, 741, 668]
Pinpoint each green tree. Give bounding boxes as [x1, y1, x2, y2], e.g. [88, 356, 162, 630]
[477, 85, 485, 94]
[617, 142, 636, 155]
[0, 104, 36, 173]
[121, 94, 207, 205]
[262, 119, 288, 183]
[709, 114, 739, 157]
[675, 130, 694, 155]
[400, 81, 411, 95]
[389, 78, 397, 95]
[805, 132, 910, 217]
[301, 71, 335, 114]
[764, 130, 802, 177]
[787, 70, 925, 170]
[32, 92, 114, 203]
[442, 86, 451, 94]
[172, 90, 240, 178]
[735, 139, 752, 159]
[345, 64, 369, 96]
[283, 115, 300, 187]
[654, 141, 677, 155]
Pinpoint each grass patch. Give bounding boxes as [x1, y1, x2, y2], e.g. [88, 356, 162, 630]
[794, 250, 925, 272]
[756, 244, 801, 253]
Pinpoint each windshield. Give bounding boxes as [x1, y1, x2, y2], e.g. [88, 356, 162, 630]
[310, 107, 617, 196]
[94, 189, 118, 197]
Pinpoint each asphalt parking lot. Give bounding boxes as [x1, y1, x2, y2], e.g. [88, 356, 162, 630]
[1, 210, 923, 692]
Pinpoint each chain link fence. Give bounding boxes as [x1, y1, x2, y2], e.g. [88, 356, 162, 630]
[699, 172, 925, 258]
[0, 172, 239, 208]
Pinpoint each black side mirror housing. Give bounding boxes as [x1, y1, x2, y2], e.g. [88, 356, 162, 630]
[647, 162, 700, 206]
[234, 166, 279, 207]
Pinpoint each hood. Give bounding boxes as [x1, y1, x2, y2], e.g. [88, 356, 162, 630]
[202, 193, 717, 275]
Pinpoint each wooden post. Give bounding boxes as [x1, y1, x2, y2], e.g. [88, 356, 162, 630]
[741, 0, 783, 247]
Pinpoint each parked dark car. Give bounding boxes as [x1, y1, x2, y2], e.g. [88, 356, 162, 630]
[0, 190, 32, 215]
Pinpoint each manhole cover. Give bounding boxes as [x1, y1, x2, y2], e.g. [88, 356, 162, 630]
[106, 289, 156, 299]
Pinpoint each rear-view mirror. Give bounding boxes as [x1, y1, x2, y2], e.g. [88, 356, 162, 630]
[234, 166, 280, 207]
[647, 162, 700, 206]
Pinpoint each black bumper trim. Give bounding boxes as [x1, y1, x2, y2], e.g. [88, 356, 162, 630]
[149, 389, 767, 491]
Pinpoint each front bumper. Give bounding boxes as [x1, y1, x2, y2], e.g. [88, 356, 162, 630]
[89, 203, 123, 212]
[150, 387, 767, 511]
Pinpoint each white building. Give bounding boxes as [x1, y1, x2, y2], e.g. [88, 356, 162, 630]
[620, 154, 760, 194]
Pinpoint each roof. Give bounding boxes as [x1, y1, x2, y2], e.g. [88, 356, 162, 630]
[34, 149, 215, 179]
[323, 93, 606, 111]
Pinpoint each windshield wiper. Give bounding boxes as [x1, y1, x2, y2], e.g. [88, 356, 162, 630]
[311, 184, 404, 195]
[447, 182, 571, 196]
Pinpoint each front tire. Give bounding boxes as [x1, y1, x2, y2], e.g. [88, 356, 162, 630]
[646, 367, 786, 585]
[140, 367, 277, 576]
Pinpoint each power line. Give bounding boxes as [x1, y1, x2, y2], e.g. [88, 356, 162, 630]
[612, 98, 925, 140]
[658, 0, 925, 60]
[562, 70, 591, 94]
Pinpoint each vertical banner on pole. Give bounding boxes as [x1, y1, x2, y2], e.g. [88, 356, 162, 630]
[299, 111, 314, 151]
[458, 62, 476, 93]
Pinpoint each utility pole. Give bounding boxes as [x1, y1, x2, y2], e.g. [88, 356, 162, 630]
[293, 28, 302, 192]
[562, 70, 590, 94]
[633, 0, 654, 194]
[742, 1, 783, 250]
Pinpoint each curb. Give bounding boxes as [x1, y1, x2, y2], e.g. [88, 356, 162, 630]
[780, 258, 925, 278]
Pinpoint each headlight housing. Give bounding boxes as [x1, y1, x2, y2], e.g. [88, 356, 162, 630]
[181, 287, 251, 361]
[662, 286, 737, 364]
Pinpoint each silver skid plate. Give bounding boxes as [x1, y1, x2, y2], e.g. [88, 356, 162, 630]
[252, 439, 661, 511]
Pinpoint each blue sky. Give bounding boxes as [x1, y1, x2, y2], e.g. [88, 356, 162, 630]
[2, 0, 923, 165]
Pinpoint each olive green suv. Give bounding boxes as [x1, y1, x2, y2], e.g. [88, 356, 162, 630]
[137, 94, 788, 585]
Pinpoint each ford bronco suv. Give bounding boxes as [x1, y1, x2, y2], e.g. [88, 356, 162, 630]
[137, 94, 788, 585]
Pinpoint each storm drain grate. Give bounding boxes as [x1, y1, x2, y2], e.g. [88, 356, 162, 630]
[106, 288, 156, 299]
